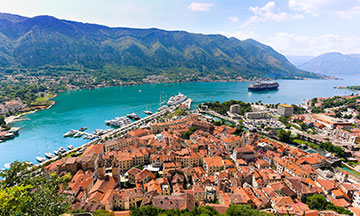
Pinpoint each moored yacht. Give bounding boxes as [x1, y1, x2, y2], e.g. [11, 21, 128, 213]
[78, 127, 88, 131]
[64, 129, 76, 137]
[73, 132, 83, 138]
[36, 156, 46, 163]
[144, 110, 153, 115]
[158, 105, 169, 112]
[67, 145, 75, 150]
[45, 152, 55, 159]
[167, 92, 187, 106]
[58, 147, 67, 154]
[127, 112, 140, 120]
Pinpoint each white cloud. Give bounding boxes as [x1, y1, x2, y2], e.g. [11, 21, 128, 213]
[267, 32, 360, 56]
[188, 2, 215, 11]
[288, 0, 360, 16]
[228, 16, 239, 23]
[219, 30, 259, 40]
[338, 5, 360, 19]
[242, 1, 303, 27]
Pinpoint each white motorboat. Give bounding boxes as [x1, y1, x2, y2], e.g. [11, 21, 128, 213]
[78, 127, 88, 131]
[45, 152, 55, 159]
[36, 156, 46, 163]
[58, 147, 67, 153]
[73, 132, 83, 138]
[64, 129, 76, 137]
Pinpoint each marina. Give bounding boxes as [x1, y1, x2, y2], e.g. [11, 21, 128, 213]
[105, 116, 132, 127]
[1, 79, 359, 167]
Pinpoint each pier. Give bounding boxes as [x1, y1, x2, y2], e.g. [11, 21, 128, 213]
[31, 104, 177, 170]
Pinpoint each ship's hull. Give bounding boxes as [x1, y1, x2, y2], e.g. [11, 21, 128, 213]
[248, 86, 279, 91]
[167, 96, 187, 106]
[248, 82, 279, 91]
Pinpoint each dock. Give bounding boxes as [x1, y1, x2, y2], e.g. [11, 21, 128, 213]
[183, 99, 192, 110]
[31, 104, 178, 169]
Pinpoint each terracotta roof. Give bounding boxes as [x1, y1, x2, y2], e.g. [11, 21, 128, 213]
[203, 157, 223, 167]
[83, 143, 104, 157]
[316, 179, 337, 192]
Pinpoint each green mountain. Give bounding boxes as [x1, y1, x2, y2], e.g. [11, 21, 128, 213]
[0, 13, 326, 81]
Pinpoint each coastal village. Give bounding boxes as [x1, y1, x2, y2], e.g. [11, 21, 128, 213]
[39, 93, 360, 216]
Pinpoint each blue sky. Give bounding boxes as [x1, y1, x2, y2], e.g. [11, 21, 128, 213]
[1, 0, 360, 56]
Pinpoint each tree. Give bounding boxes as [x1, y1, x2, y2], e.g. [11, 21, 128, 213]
[131, 206, 161, 216]
[233, 125, 244, 135]
[192, 206, 220, 216]
[278, 129, 292, 143]
[0, 161, 71, 216]
[93, 209, 114, 216]
[300, 122, 307, 131]
[226, 204, 267, 216]
[0, 115, 6, 126]
[306, 194, 353, 215]
[306, 194, 328, 210]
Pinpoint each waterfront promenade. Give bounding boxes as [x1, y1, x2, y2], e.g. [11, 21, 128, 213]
[31, 105, 177, 170]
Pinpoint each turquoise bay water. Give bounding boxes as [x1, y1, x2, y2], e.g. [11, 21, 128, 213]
[1, 78, 360, 167]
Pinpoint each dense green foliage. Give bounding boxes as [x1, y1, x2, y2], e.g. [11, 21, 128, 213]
[0, 13, 326, 81]
[306, 194, 353, 215]
[0, 161, 71, 216]
[93, 209, 114, 216]
[183, 126, 198, 139]
[0, 115, 5, 126]
[131, 205, 268, 216]
[131, 206, 219, 216]
[319, 142, 347, 158]
[226, 205, 268, 216]
[203, 100, 252, 115]
[347, 86, 360, 90]
[278, 129, 292, 143]
[321, 95, 360, 109]
[292, 104, 306, 114]
[0, 82, 48, 104]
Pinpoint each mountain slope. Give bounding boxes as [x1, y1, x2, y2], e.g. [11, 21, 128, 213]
[0, 13, 325, 80]
[286, 55, 314, 67]
[299, 52, 360, 76]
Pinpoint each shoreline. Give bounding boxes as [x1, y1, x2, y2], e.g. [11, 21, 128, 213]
[5, 95, 57, 125]
[4, 78, 344, 125]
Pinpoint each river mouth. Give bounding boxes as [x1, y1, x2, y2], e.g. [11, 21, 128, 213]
[0, 79, 358, 167]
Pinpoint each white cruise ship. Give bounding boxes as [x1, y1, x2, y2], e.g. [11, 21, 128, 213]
[167, 92, 187, 106]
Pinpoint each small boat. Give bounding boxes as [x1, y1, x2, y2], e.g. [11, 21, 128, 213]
[84, 134, 96, 140]
[64, 129, 76, 137]
[78, 127, 88, 131]
[4, 163, 12, 169]
[138, 89, 142, 92]
[144, 110, 153, 115]
[67, 145, 75, 150]
[54, 150, 60, 155]
[25, 162, 34, 166]
[73, 132, 83, 138]
[127, 112, 141, 120]
[158, 105, 169, 112]
[36, 156, 46, 163]
[45, 152, 55, 159]
[58, 147, 67, 153]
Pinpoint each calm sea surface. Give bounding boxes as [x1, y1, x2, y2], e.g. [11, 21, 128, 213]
[1, 77, 360, 167]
